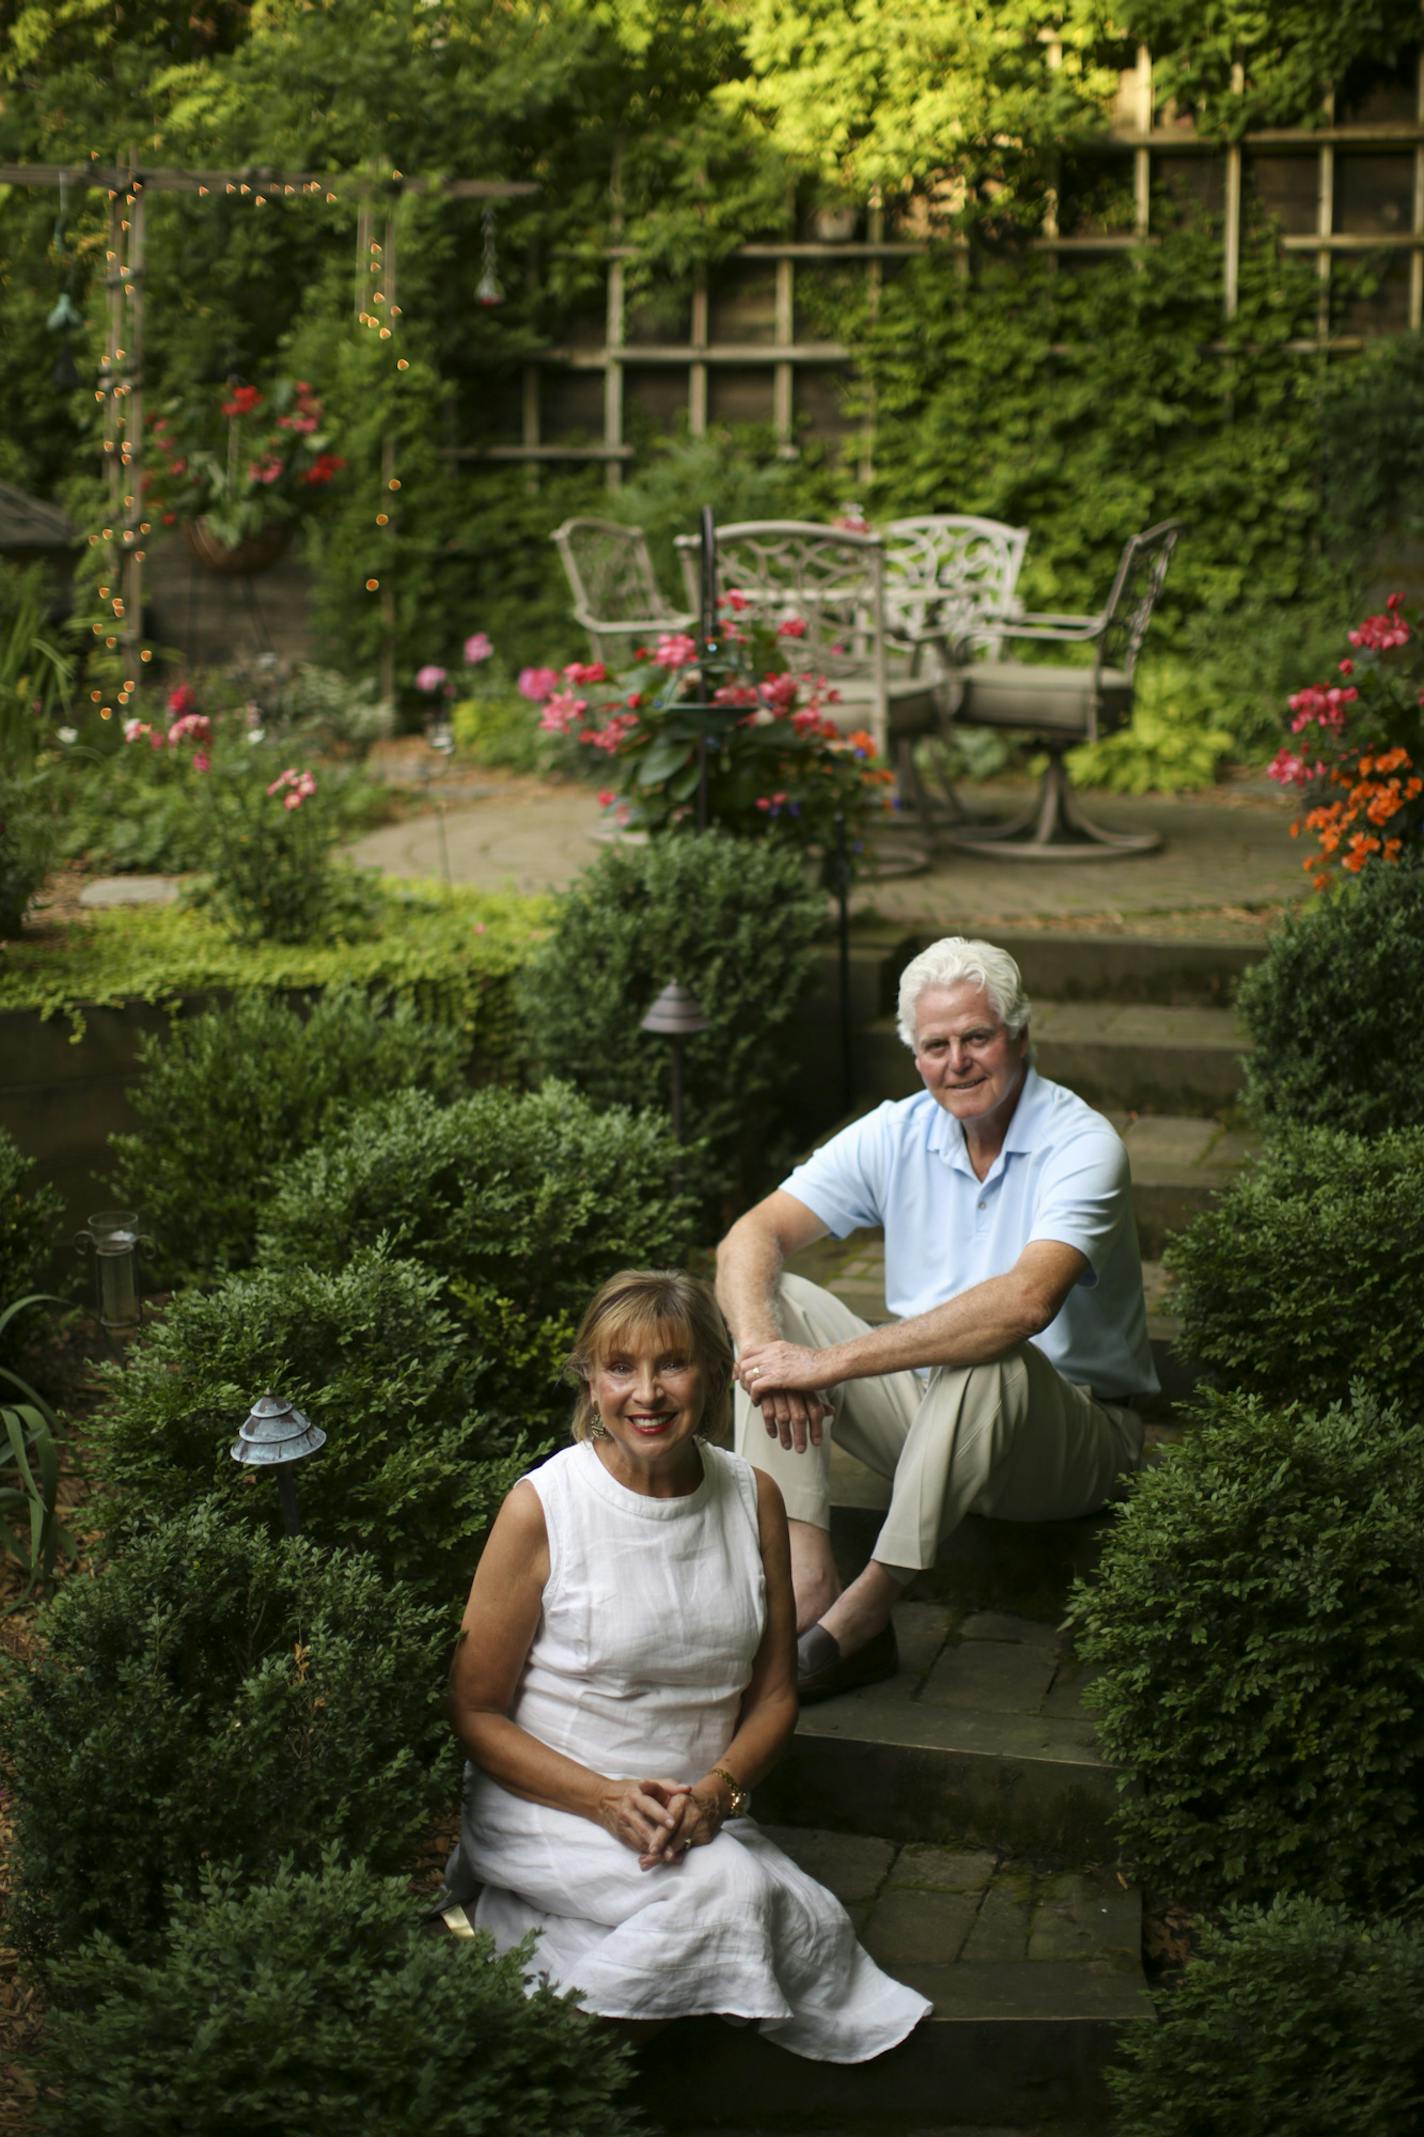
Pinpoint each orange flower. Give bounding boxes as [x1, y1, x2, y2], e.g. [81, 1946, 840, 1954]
[1385, 838, 1403, 860]
[1376, 745, 1411, 774]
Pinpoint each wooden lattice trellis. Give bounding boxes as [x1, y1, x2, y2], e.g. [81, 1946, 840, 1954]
[455, 48, 1424, 490]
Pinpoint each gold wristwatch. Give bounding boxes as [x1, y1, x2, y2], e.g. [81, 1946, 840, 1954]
[710, 1764, 749, 1818]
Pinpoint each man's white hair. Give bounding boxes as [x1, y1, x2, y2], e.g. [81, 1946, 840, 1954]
[896, 937, 1032, 1049]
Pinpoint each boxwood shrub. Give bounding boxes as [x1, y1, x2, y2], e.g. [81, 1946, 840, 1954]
[1072, 1388, 1424, 1915]
[33, 1856, 640, 2137]
[1237, 863, 1424, 1131]
[86, 1247, 533, 1607]
[1108, 1898, 1424, 2137]
[1164, 1124, 1424, 1410]
[108, 986, 470, 1285]
[256, 1081, 697, 1437]
[516, 832, 825, 1223]
[4, 1503, 455, 1970]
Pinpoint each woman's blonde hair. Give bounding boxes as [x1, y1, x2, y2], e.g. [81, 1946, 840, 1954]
[566, 1269, 734, 1445]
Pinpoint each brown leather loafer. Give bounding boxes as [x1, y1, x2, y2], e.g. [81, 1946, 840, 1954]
[796, 1621, 899, 1706]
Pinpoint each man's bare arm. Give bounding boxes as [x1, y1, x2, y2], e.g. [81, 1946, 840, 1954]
[716, 1190, 832, 1446]
[736, 1239, 1090, 1414]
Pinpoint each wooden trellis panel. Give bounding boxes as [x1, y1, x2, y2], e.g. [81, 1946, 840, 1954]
[491, 49, 1424, 485]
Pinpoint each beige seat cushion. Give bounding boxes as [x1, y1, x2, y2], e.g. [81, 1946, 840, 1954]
[955, 660, 1132, 737]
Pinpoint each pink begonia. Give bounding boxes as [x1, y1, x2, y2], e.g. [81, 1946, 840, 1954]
[1339, 659, 1354, 675]
[723, 590, 751, 613]
[284, 790, 303, 810]
[464, 632, 494, 664]
[713, 682, 760, 708]
[1348, 597, 1410, 652]
[777, 616, 807, 639]
[759, 673, 799, 713]
[122, 718, 151, 744]
[250, 458, 283, 485]
[791, 706, 825, 734]
[415, 664, 447, 693]
[1287, 683, 1358, 734]
[651, 632, 697, 668]
[167, 683, 196, 717]
[1267, 748, 1315, 788]
[517, 666, 560, 703]
[538, 691, 588, 734]
[563, 660, 607, 684]
[596, 787, 617, 807]
[581, 713, 639, 753]
[267, 767, 317, 806]
[168, 712, 212, 747]
[192, 751, 211, 773]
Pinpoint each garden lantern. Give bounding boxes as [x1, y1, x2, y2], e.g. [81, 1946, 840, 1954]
[230, 1390, 326, 1536]
[640, 980, 709, 1144]
[74, 1209, 147, 1336]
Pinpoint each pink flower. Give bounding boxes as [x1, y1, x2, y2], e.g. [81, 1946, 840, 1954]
[1267, 748, 1312, 788]
[1339, 659, 1354, 675]
[712, 683, 760, 708]
[1348, 610, 1411, 652]
[759, 672, 800, 713]
[596, 787, 617, 807]
[168, 712, 212, 747]
[724, 590, 751, 613]
[538, 691, 588, 734]
[777, 617, 807, 639]
[122, 718, 151, 745]
[284, 790, 303, 810]
[563, 660, 607, 684]
[651, 632, 697, 668]
[192, 751, 211, 773]
[517, 666, 559, 703]
[791, 706, 824, 734]
[167, 683, 196, 717]
[250, 458, 283, 485]
[464, 632, 494, 665]
[415, 664, 447, 693]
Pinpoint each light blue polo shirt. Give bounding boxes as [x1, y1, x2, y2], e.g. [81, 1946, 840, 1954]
[781, 1067, 1158, 1402]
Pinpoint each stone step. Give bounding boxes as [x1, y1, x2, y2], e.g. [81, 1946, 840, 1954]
[853, 1002, 1249, 1118]
[630, 1823, 1149, 2130]
[755, 1599, 1117, 1863]
[810, 928, 1262, 1019]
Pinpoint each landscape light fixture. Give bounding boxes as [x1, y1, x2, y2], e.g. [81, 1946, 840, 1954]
[230, 1390, 326, 1536]
[640, 980, 709, 1144]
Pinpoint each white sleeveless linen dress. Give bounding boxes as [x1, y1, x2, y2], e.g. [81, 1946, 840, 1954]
[457, 1438, 931, 2062]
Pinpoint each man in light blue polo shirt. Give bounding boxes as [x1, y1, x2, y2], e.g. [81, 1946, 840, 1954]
[716, 936, 1155, 1704]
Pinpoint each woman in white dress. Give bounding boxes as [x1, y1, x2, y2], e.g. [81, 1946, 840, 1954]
[448, 1268, 930, 2062]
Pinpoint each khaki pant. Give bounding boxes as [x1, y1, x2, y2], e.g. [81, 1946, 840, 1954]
[733, 1273, 1145, 1571]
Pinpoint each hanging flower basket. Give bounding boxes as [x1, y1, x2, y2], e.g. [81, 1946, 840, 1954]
[181, 517, 295, 576]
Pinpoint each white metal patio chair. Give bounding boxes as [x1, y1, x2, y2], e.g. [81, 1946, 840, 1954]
[551, 517, 693, 666]
[672, 519, 946, 840]
[942, 518, 1181, 858]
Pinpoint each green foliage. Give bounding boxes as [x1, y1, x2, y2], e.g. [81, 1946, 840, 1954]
[610, 426, 841, 597]
[1, 562, 74, 762]
[87, 1247, 531, 1606]
[1317, 329, 1424, 551]
[256, 1084, 698, 1438]
[194, 752, 374, 945]
[1, 1305, 75, 1606]
[0, 883, 550, 1075]
[451, 684, 551, 774]
[1237, 865, 1424, 1131]
[0, 765, 58, 937]
[517, 833, 825, 1221]
[1066, 656, 1237, 795]
[1114, 1, 1424, 133]
[1164, 1126, 1424, 1410]
[1108, 1897, 1424, 2137]
[1073, 1388, 1424, 1915]
[856, 220, 1346, 686]
[108, 987, 469, 1285]
[0, 1126, 64, 1326]
[3, 1501, 455, 1969]
[33, 1854, 640, 2137]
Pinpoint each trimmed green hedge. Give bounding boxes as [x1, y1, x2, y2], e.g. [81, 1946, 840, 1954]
[1163, 1124, 1424, 1411]
[256, 1082, 697, 1440]
[1237, 864, 1424, 1132]
[0, 881, 551, 1073]
[0, 1124, 64, 1340]
[4, 1503, 455, 1970]
[516, 831, 825, 1225]
[1109, 1898, 1424, 2137]
[87, 1247, 532, 1607]
[1073, 1388, 1424, 1915]
[108, 988, 470, 1285]
[33, 1855, 641, 2137]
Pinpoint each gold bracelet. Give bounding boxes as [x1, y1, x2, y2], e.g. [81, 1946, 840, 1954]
[710, 1764, 749, 1818]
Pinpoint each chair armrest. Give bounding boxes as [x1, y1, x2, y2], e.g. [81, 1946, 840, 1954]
[575, 611, 695, 639]
[955, 609, 1106, 654]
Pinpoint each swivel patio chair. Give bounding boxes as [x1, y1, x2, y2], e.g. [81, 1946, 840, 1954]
[551, 517, 694, 666]
[942, 518, 1181, 858]
[672, 519, 946, 841]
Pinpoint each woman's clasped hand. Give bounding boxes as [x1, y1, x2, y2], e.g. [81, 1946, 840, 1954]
[597, 1776, 721, 1867]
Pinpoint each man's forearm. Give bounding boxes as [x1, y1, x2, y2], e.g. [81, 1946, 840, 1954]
[715, 1214, 788, 1346]
[803, 1269, 1050, 1384]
